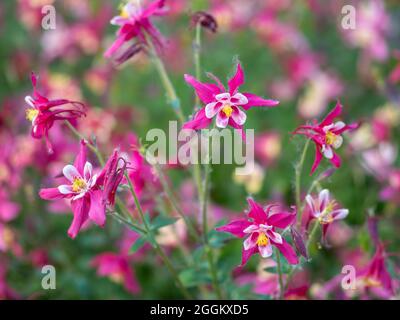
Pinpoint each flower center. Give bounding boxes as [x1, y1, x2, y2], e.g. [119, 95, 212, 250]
[318, 201, 335, 224]
[363, 277, 381, 288]
[222, 104, 233, 117]
[119, 6, 130, 18]
[256, 232, 269, 247]
[72, 178, 87, 193]
[25, 108, 39, 122]
[325, 131, 342, 148]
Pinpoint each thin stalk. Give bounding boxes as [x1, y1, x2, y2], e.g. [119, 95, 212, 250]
[125, 172, 192, 299]
[146, 35, 185, 123]
[276, 248, 284, 300]
[306, 220, 320, 252]
[295, 139, 310, 224]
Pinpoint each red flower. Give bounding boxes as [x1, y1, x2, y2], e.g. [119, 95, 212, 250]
[25, 72, 86, 152]
[216, 198, 298, 266]
[293, 101, 358, 174]
[183, 63, 279, 138]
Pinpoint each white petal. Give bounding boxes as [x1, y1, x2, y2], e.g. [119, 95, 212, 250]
[243, 225, 258, 234]
[62, 165, 81, 182]
[83, 162, 93, 181]
[332, 121, 345, 132]
[306, 195, 316, 215]
[88, 174, 98, 189]
[332, 209, 349, 220]
[58, 185, 73, 195]
[258, 244, 273, 258]
[323, 145, 333, 159]
[231, 93, 248, 105]
[216, 112, 229, 128]
[332, 135, 343, 149]
[25, 96, 35, 107]
[243, 234, 257, 250]
[215, 93, 231, 101]
[319, 189, 330, 212]
[322, 124, 334, 133]
[205, 102, 221, 119]
[231, 107, 247, 125]
[72, 192, 86, 201]
[267, 230, 282, 244]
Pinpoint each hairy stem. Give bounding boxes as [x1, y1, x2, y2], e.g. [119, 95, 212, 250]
[295, 139, 310, 224]
[276, 248, 284, 300]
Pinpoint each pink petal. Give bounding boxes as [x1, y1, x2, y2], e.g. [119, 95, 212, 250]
[243, 233, 258, 250]
[58, 185, 74, 195]
[320, 101, 342, 127]
[318, 189, 330, 212]
[273, 238, 299, 265]
[305, 195, 316, 216]
[240, 246, 258, 267]
[228, 63, 244, 95]
[205, 102, 221, 118]
[184, 74, 220, 104]
[88, 190, 106, 227]
[39, 188, 66, 200]
[246, 198, 267, 224]
[242, 92, 279, 110]
[310, 144, 323, 175]
[215, 219, 251, 238]
[74, 140, 88, 175]
[332, 209, 349, 221]
[68, 197, 90, 239]
[230, 93, 248, 105]
[84, 162, 93, 181]
[330, 152, 341, 168]
[267, 212, 296, 229]
[182, 108, 212, 130]
[266, 230, 283, 244]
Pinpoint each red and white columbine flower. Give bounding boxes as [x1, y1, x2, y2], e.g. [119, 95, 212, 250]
[293, 101, 358, 174]
[304, 189, 349, 240]
[216, 198, 298, 266]
[105, 0, 166, 59]
[183, 63, 279, 138]
[25, 72, 86, 152]
[39, 140, 106, 238]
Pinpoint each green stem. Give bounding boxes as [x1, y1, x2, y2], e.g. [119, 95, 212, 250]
[125, 172, 192, 299]
[295, 139, 310, 224]
[276, 248, 284, 300]
[194, 23, 202, 106]
[146, 35, 185, 123]
[153, 162, 200, 240]
[306, 220, 320, 252]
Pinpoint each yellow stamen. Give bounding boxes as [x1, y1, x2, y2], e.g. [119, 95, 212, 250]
[325, 131, 336, 145]
[256, 233, 269, 247]
[363, 277, 381, 288]
[109, 272, 124, 284]
[72, 178, 87, 193]
[25, 108, 39, 122]
[222, 104, 233, 117]
[318, 201, 335, 224]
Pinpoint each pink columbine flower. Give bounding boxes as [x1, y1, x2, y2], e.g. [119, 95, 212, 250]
[104, 0, 167, 59]
[216, 198, 298, 266]
[25, 72, 86, 152]
[183, 63, 279, 138]
[304, 189, 349, 241]
[39, 140, 106, 238]
[293, 101, 359, 174]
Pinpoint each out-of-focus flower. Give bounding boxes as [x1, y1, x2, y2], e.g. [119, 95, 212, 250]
[254, 132, 281, 166]
[342, 0, 390, 61]
[105, 0, 167, 59]
[77, 108, 116, 145]
[91, 253, 140, 294]
[216, 198, 298, 266]
[24, 73, 86, 152]
[183, 63, 279, 138]
[155, 218, 186, 247]
[356, 244, 394, 299]
[233, 162, 265, 194]
[361, 143, 396, 180]
[293, 101, 359, 174]
[380, 169, 400, 204]
[39, 140, 106, 238]
[304, 189, 349, 241]
[0, 262, 19, 299]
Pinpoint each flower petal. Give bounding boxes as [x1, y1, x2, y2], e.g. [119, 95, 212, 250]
[205, 102, 221, 118]
[74, 140, 88, 175]
[84, 161, 93, 181]
[216, 112, 229, 128]
[62, 165, 81, 182]
[215, 219, 252, 238]
[318, 189, 330, 213]
[241, 92, 279, 110]
[39, 187, 66, 200]
[68, 197, 90, 239]
[88, 190, 106, 227]
[273, 238, 299, 265]
[247, 198, 267, 223]
[310, 144, 323, 175]
[240, 246, 258, 267]
[243, 233, 258, 250]
[230, 93, 248, 105]
[182, 108, 213, 130]
[320, 101, 342, 127]
[332, 209, 349, 221]
[184, 74, 220, 104]
[230, 106, 247, 126]
[267, 211, 296, 229]
[258, 243, 273, 258]
[58, 185, 74, 195]
[228, 63, 244, 95]
[266, 230, 283, 244]
[323, 146, 333, 159]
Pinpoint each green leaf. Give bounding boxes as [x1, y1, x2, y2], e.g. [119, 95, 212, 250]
[130, 236, 147, 253]
[150, 215, 179, 231]
[179, 264, 210, 288]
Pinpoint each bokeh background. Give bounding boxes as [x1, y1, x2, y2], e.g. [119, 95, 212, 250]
[0, 0, 399, 299]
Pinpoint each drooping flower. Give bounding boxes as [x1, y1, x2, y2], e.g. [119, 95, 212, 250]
[104, 0, 167, 60]
[304, 189, 349, 241]
[293, 101, 359, 174]
[183, 63, 279, 138]
[25, 72, 86, 152]
[39, 140, 106, 238]
[216, 198, 298, 266]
